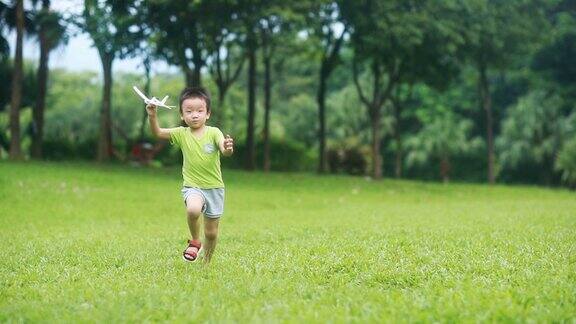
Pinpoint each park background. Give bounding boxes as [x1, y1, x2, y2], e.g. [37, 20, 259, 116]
[1, 0, 575, 322]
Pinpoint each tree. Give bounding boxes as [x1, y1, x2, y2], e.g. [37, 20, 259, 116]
[391, 1, 462, 179]
[0, 0, 35, 76]
[497, 90, 575, 184]
[406, 88, 483, 183]
[343, 0, 459, 179]
[137, 54, 152, 142]
[30, 0, 67, 159]
[237, 0, 265, 170]
[208, 33, 244, 129]
[532, 0, 576, 99]
[258, 2, 296, 172]
[1, 0, 36, 159]
[533, 33, 576, 92]
[8, 0, 24, 160]
[342, 0, 397, 179]
[304, 0, 348, 173]
[246, 27, 257, 171]
[458, 0, 549, 184]
[388, 84, 415, 178]
[80, 0, 145, 161]
[148, 1, 216, 87]
[205, 1, 245, 129]
[555, 136, 576, 188]
[0, 1, 12, 60]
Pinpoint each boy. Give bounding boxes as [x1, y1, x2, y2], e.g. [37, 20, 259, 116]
[146, 87, 234, 263]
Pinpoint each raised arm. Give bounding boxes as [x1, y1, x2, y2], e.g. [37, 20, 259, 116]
[147, 104, 178, 140]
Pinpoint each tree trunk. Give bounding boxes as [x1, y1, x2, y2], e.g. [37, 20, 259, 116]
[371, 107, 382, 179]
[190, 23, 202, 87]
[182, 61, 196, 88]
[97, 53, 114, 162]
[263, 53, 272, 172]
[542, 155, 555, 186]
[32, 1, 51, 159]
[184, 67, 194, 87]
[440, 155, 451, 183]
[317, 63, 328, 174]
[316, 26, 347, 174]
[216, 87, 227, 129]
[393, 103, 403, 178]
[9, 0, 24, 160]
[191, 67, 201, 87]
[246, 42, 257, 171]
[139, 57, 151, 142]
[479, 64, 495, 184]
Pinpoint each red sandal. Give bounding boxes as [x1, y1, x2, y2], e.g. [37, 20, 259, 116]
[183, 239, 203, 262]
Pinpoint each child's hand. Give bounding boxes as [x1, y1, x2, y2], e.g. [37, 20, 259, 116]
[146, 104, 157, 117]
[223, 134, 234, 155]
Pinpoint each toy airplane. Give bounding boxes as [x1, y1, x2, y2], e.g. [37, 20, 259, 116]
[133, 86, 175, 110]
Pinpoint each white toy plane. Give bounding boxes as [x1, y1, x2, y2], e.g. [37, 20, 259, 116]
[133, 86, 175, 110]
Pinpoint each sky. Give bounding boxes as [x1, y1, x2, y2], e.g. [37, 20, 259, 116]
[7, 0, 178, 76]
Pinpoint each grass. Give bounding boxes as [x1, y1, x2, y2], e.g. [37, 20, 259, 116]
[0, 161, 575, 323]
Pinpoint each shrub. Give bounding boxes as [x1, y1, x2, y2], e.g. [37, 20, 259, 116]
[42, 139, 97, 160]
[327, 147, 368, 176]
[555, 138, 576, 188]
[222, 139, 315, 172]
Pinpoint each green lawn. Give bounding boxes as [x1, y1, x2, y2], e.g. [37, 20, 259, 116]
[0, 162, 575, 322]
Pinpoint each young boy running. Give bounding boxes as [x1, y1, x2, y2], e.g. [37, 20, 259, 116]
[146, 87, 234, 263]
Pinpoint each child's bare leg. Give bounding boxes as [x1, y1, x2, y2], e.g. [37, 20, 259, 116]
[203, 217, 219, 263]
[185, 194, 204, 241]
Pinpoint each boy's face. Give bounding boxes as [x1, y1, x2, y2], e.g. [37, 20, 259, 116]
[181, 97, 210, 129]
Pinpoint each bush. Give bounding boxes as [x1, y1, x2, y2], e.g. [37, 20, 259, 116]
[327, 147, 368, 175]
[38, 137, 315, 172]
[42, 139, 97, 160]
[222, 139, 315, 172]
[555, 138, 576, 188]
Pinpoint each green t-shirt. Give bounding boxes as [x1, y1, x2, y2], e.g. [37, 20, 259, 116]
[170, 126, 225, 189]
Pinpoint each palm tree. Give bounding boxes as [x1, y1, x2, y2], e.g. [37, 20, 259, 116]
[9, 0, 24, 160]
[31, 0, 67, 159]
[0, 2, 12, 59]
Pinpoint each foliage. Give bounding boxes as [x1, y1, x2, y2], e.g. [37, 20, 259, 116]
[0, 58, 37, 112]
[327, 146, 368, 175]
[405, 86, 484, 181]
[455, 0, 551, 72]
[405, 112, 482, 166]
[0, 97, 32, 154]
[42, 69, 100, 143]
[1, 0, 574, 187]
[533, 32, 576, 88]
[222, 138, 315, 172]
[326, 83, 372, 147]
[555, 136, 576, 187]
[37, 69, 184, 154]
[497, 91, 575, 176]
[41, 138, 97, 160]
[0, 1, 12, 59]
[532, 0, 576, 96]
[80, 0, 145, 60]
[33, 2, 68, 52]
[0, 0, 36, 60]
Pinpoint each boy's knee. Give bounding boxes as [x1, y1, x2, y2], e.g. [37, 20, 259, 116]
[205, 228, 218, 241]
[186, 207, 202, 218]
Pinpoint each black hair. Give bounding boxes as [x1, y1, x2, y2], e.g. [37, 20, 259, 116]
[179, 87, 211, 113]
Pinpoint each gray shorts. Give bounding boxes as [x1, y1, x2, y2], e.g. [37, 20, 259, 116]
[181, 187, 225, 218]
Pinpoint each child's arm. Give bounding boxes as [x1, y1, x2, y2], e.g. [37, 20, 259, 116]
[219, 134, 234, 157]
[147, 104, 178, 140]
